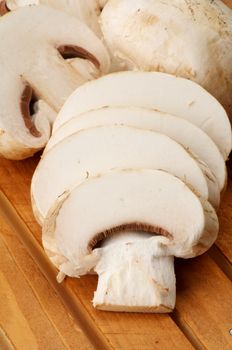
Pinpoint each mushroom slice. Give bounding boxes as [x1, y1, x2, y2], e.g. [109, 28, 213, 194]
[43, 169, 219, 312]
[31, 125, 210, 224]
[47, 107, 226, 191]
[0, 5, 109, 159]
[54, 72, 231, 160]
[101, 0, 232, 119]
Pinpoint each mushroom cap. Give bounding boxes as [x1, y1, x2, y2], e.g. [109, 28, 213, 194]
[101, 0, 232, 119]
[54, 72, 232, 160]
[0, 5, 109, 159]
[47, 106, 226, 191]
[42, 169, 218, 276]
[31, 125, 210, 224]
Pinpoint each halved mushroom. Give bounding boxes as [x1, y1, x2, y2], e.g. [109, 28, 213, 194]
[43, 169, 219, 312]
[53, 72, 232, 160]
[6, 0, 103, 37]
[0, 5, 109, 159]
[100, 0, 232, 119]
[47, 107, 226, 191]
[31, 125, 212, 224]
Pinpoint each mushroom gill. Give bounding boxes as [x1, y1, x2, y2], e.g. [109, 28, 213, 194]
[88, 223, 173, 251]
[20, 84, 41, 137]
[58, 45, 100, 69]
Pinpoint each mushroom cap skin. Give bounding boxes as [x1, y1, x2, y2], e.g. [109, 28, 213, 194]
[101, 0, 232, 119]
[31, 125, 212, 225]
[42, 169, 218, 311]
[0, 5, 110, 159]
[47, 106, 226, 191]
[53, 72, 232, 160]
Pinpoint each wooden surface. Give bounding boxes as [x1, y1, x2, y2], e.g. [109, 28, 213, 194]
[0, 155, 232, 350]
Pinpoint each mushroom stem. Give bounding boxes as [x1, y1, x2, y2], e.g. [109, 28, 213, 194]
[92, 233, 176, 312]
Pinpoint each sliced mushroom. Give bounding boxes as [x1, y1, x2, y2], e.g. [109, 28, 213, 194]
[54, 72, 232, 160]
[47, 106, 226, 191]
[0, 5, 109, 159]
[101, 0, 232, 119]
[43, 169, 219, 312]
[31, 125, 210, 224]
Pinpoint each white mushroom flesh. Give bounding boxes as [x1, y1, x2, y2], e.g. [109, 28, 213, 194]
[53, 72, 231, 159]
[47, 106, 226, 191]
[31, 125, 211, 224]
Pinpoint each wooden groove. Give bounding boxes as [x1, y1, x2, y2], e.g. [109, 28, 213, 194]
[0, 327, 15, 350]
[0, 238, 72, 350]
[209, 245, 232, 281]
[171, 310, 207, 350]
[0, 191, 113, 350]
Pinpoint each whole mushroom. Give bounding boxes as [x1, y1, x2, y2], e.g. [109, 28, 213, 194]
[100, 0, 232, 119]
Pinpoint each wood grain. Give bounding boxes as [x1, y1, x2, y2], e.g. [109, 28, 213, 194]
[67, 276, 193, 350]
[175, 255, 232, 350]
[217, 178, 232, 264]
[223, 0, 232, 9]
[0, 214, 93, 350]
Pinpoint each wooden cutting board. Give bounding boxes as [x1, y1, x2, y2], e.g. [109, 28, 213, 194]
[0, 157, 232, 350]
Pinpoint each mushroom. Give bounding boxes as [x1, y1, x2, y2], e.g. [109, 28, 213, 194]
[4, 0, 124, 72]
[0, 5, 109, 159]
[100, 0, 232, 119]
[42, 169, 219, 312]
[31, 125, 216, 225]
[53, 72, 232, 160]
[46, 106, 226, 192]
[5, 0, 103, 37]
